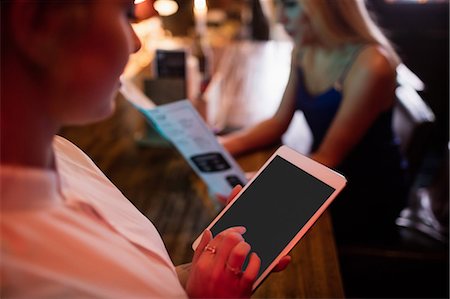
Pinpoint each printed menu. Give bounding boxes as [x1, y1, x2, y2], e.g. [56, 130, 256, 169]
[120, 78, 248, 200]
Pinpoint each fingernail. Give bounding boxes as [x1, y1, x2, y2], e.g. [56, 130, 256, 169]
[203, 229, 212, 239]
[237, 226, 247, 234]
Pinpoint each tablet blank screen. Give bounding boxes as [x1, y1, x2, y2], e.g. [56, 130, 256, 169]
[210, 155, 335, 278]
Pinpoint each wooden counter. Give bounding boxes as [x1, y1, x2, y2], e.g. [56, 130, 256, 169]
[59, 98, 343, 298]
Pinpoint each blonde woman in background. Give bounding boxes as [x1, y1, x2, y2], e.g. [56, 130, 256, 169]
[221, 0, 407, 244]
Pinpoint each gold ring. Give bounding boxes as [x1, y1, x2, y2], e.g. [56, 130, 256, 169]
[204, 244, 216, 254]
[226, 263, 242, 277]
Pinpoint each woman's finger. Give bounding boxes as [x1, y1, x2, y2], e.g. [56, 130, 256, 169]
[226, 241, 251, 277]
[226, 185, 243, 205]
[192, 229, 212, 264]
[272, 255, 291, 272]
[218, 226, 247, 236]
[240, 252, 261, 289]
[215, 193, 228, 206]
[245, 171, 256, 180]
[194, 226, 246, 266]
[215, 185, 243, 207]
[211, 232, 245, 270]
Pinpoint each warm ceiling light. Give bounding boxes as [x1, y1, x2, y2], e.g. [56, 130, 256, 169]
[153, 0, 179, 16]
[134, 0, 146, 4]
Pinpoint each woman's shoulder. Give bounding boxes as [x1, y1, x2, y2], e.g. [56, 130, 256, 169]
[54, 136, 87, 159]
[351, 44, 397, 79]
[343, 44, 398, 109]
[53, 135, 101, 172]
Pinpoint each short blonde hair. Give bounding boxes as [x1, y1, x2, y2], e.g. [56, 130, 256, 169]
[302, 0, 400, 64]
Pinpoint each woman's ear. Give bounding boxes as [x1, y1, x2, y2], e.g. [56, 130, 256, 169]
[8, 1, 63, 69]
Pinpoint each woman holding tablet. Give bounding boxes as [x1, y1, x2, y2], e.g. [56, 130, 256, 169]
[0, 1, 288, 297]
[221, 0, 407, 243]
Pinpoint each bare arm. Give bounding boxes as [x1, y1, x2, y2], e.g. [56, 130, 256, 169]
[311, 46, 397, 168]
[220, 51, 299, 156]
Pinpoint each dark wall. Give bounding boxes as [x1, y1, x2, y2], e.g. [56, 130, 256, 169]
[368, 0, 449, 151]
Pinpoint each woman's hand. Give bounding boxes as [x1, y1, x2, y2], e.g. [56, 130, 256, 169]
[186, 227, 261, 298]
[215, 185, 244, 207]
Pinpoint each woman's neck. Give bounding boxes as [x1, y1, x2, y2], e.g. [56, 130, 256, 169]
[1, 111, 57, 170]
[299, 44, 360, 95]
[1, 72, 58, 170]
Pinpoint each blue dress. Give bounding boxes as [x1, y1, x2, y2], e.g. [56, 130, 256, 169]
[295, 67, 407, 243]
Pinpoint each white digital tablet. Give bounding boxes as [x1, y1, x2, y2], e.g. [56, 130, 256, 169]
[192, 145, 347, 291]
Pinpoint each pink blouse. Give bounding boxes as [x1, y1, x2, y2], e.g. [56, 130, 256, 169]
[0, 136, 187, 298]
